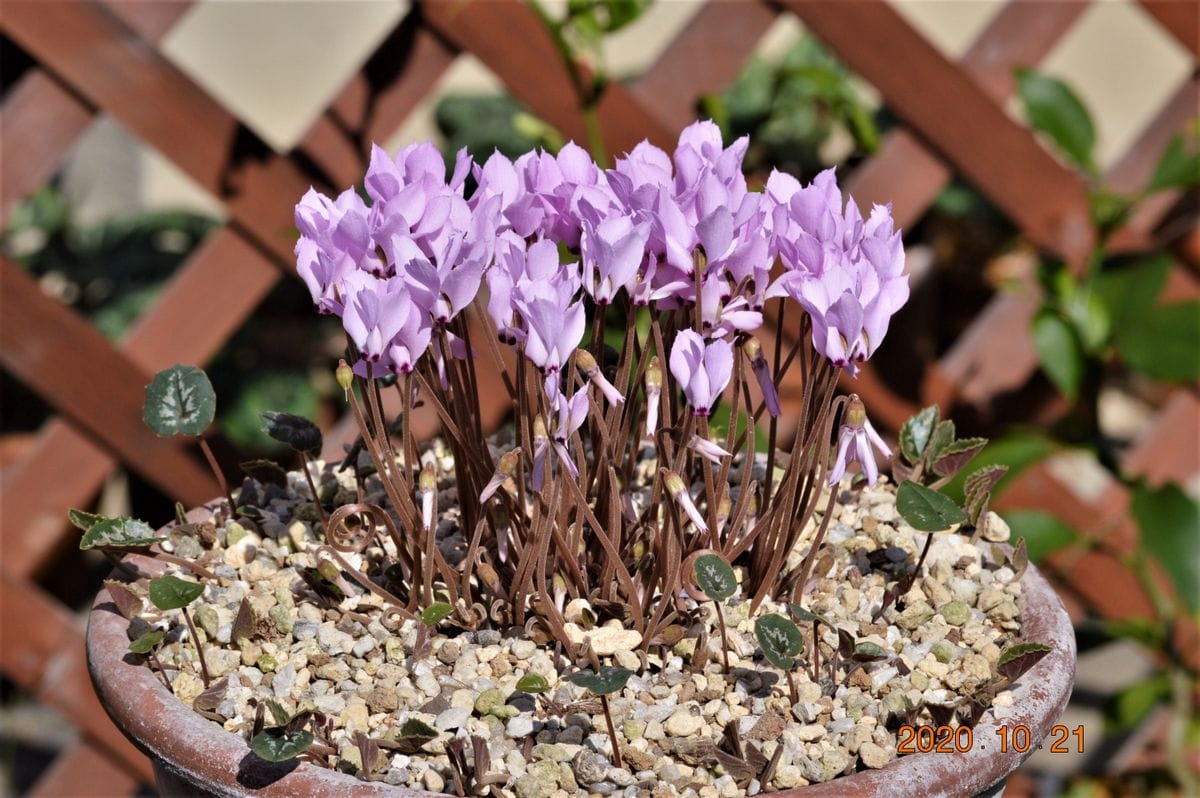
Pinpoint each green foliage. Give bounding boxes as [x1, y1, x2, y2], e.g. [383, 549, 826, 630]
[693, 554, 737, 602]
[997, 641, 1052, 681]
[148, 575, 204, 611]
[1107, 673, 1171, 734]
[419, 602, 455, 627]
[1002, 510, 1077, 562]
[516, 674, 550, 694]
[896, 481, 966, 532]
[251, 728, 314, 762]
[223, 371, 319, 455]
[68, 508, 104, 531]
[565, 666, 631, 695]
[143, 365, 216, 437]
[1112, 301, 1200, 382]
[851, 641, 889, 662]
[393, 718, 440, 753]
[1132, 483, 1200, 614]
[1147, 126, 1200, 193]
[77, 515, 160, 550]
[754, 613, 803, 670]
[128, 630, 164, 654]
[1032, 309, 1085, 401]
[1015, 67, 1096, 173]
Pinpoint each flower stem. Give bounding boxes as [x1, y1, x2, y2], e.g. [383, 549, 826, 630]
[180, 605, 211, 687]
[599, 694, 623, 770]
[196, 437, 236, 516]
[298, 451, 329, 528]
[713, 600, 730, 673]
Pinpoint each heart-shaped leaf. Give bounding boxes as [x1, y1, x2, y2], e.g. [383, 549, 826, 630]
[261, 411, 323, 457]
[851, 641, 890, 662]
[68, 508, 104, 531]
[896, 481, 966, 532]
[693, 554, 737, 602]
[787, 604, 831, 627]
[128, 630, 164, 654]
[251, 728, 314, 762]
[393, 718, 440, 753]
[997, 642, 1052, 681]
[144, 365, 216, 437]
[240, 459, 289, 487]
[932, 438, 987, 479]
[899, 406, 939, 463]
[565, 666, 631, 695]
[419, 602, 454, 627]
[516, 674, 550, 694]
[755, 613, 803, 670]
[79, 517, 160, 550]
[148, 575, 204, 610]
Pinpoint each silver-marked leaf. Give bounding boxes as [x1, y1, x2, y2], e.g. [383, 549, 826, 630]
[899, 406, 939, 463]
[693, 554, 737, 602]
[148, 575, 204, 610]
[144, 364, 216, 437]
[68, 508, 104, 531]
[964, 465, 1008, 509]
[932, 438, 987, 478]
[394, 718, 440, 753]
[251, 728, 313, 762]
[260, 411, 323, 457]
[896, 481, 966, 532]
[516, 674, 549, 694]
[79, 517, 160, 550]
[565, 666, 631, 695]
[128, 630, 164, 654]
[755, 613, 802, 670]
[851, 641, 890, 662]
[787, 604, 832, 627]
[266, 699, 292, 726]
[925, 420, 956, 465]
[419, 602, 454, 627]
[997, 642, 1052, 681]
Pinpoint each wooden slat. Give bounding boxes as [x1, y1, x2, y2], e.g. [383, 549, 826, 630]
[0, 572, 154, 784]
[1122, 388, 1200, 489]
[1138, 0, 1200, 61]
[0, 259, 219, 505]
[26, 739, 143, 798]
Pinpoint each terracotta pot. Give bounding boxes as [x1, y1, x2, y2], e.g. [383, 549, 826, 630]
[88, 519, 1075, 798]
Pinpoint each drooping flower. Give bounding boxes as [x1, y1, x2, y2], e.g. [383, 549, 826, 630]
[517, 283, 586, 374]
[644, 356, 663, 437]
[688, 434, 732, 464]
[339, 272, 411, 364]
[664, 470, 707, 535]
[828, 394, 891, 486]
[575, 350, 624, 405]
[669, 330, 733, 416]
[580, 213, 651, 304]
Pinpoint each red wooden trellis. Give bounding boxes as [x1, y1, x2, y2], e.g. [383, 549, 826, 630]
[0, 1, 1195, 792]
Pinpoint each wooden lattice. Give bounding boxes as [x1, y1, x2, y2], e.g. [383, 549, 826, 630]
[0, 1, 1195, 792]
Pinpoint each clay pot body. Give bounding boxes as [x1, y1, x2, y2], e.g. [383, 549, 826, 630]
[88, 517, 1075, 798]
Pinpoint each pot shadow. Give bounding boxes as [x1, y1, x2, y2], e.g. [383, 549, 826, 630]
[237, 752, 300, 789]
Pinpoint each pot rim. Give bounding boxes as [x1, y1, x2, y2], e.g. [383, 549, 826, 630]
[87, 503, 1076, 798]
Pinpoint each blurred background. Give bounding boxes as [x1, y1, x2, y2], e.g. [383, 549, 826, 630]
[0, 1, 1196, 795]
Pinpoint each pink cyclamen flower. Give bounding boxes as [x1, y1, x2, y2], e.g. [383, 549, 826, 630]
[516, 284, 586, 374]
[688, 434, 732, 464]
[828, 395, 891, 486]
[669, 330, 733, 416]
[580, 213, 651, 304]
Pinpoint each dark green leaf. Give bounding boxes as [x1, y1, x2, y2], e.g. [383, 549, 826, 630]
[251, 728, 313, 762]
[755, 613, 803, 670]
[419, 602, 454, 627]
[565, 666, 631, 695]
[788, 604, 832, 626]
[925, 420, 956, 465]
[68, 508, 103, 531]
[1147, 129, 1199, 193]
[260, 411, 323, 457]
[393, 718, 439, 753]
[79, 517, 160, 550]
[851, 641, 889, 662]
[143, 364, 216, 437]
[899, 406, 939, 463]
[516, 674, 550, 694]
[997, 642, 1052, 681]
[148, 575, 204, 610]
[128, 630, 164, 654]
[1108, 674, 1171, 734]
[1113, 301, 1200, 382]
[693, 554, 737, 602]
[1002, 510, 1076, 562]
[1132, 483, 1200, 613]
[266, 699, 292, 726]
[896, 481, 966, 532]
[1094, 254, 1171, 337]
[1015, 67, 1096, 172]
[1032, 310, 1085, 401]
[932, 437, 988, 479]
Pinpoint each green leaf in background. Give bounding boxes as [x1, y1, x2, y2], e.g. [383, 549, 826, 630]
[143, 364, 216, 437]
[899, 405, 939, 463]
[942, 431, 1053, 504]
[1094, 254, 1171, 336]
[223, 371, 318, 455]
[565, 666, 631, 695]
[1002, 510, 1078, 562]
[896, 481, 966, 531]
[1131, 483, 1200, 614]
[148, 575, 204, 611]
[79, 517, 160, 550]
[419, 602, 454, 627]
[1107, 673, 1170, 734]
[251, 728, 314, 762]
[1015, 67, 1096, 173]
[1147, 127, 1200, 193]
[260, 411, 322, 457]
[516, 674, 549, 693]
[693, 554, 737, 602]
[128, 630, 164, 654]
[1113, 301, 1200, 382]
[755, 613, 803, 670]
[1032, 309, 1085, 401]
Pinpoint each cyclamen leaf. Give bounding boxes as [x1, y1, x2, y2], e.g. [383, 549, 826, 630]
[997, 642, 1052, 681]
[128, 630, 164, 654]
[693, 554, 737, 602]
[240, 459, 289, 487]
[755, 613, 803, 670]
[144, 364, 216, 437]
[394, 718, 439, 753]
[419, 602, 454, 627]
[788, 604, 832, 627]
[925, 420, 956, 465]
[516, 674, 549, 694]
[79, 517, 160, 550]
[896, 481, 966, 532]
[232, 598, 256, 643]
[932, 438, 988, 479]
[1011, 537, 1029, 580]
[964, 465, 1008, 508]
[266, 699, 292, 726]
[193, 677, 229, 714]
[899, 406, 939, 463]
[251, 728, 314, 762]
[565, 666, 631, 695]
[104, 580, 143, 619]
[68, 508, 103, 531]
[851, 641, 890, 662]
[148, 575, 204, 610]
[260, 411, 323, 457]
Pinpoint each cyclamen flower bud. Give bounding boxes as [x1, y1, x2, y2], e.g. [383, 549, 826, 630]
[689, 434, 732, 464]
[664, 470, 707, 534]
[479, 447, 522, 504]
[531, 416, 549, 492]
[828, 394, 891, 487]
[645, 356, 663, 437]
[419, 461, 437, 532]
[336, 359, 354, 393]
[575, 349, 625, 405]
[744, 336, 780, 418]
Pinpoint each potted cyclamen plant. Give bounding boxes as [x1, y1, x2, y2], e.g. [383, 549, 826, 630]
[85, 121, 1074, 798]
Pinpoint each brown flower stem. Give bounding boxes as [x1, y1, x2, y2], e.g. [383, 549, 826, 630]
[785, 669, 798, 705]
[180, 605, 211, 687]
[196, 437, 236, 516]
[712, 599, 730, 673]
[811, 620, 821, 684]
[298, 451, 328, 528]
[149, 550, 219, 582]
[599, 694, 623, 770]
[147, 648, 174, 690]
